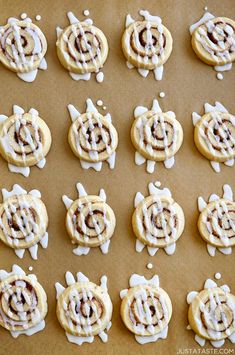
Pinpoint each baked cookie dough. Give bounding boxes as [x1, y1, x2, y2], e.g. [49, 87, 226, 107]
[55, 271, 112, 345]
[62, 182, 116, 256]
[120, 273, 172, 344]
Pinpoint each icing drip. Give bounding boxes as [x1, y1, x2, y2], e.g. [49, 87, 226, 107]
[0, 184, 48, 259]
[55, 271, 112, 345]
[68, 99, 117, 171]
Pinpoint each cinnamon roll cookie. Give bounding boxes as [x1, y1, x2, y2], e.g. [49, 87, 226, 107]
[0, 264, 47, 338]
[192, 102, 235, 173]
[62, 182, 116, 256]
[189, 12, 235, 78]
[0, 16, 47, 82]
[56, 11, 108, 83]
[122, 10, 173, 80]
[0, 184, 49, 259]
[197, 184, 235, 257]
[55, 271, 112, 345]
[133, 181, 185, 256]
[120, 273, 172, 344]
[187, 276, 235, 348]
[132, 99, 183, 173]
[68, 99, 118, 171]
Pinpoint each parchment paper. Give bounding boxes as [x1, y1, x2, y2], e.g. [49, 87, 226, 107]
[0, 0, 234, 354]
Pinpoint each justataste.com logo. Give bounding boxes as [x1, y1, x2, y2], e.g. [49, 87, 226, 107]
[177, 349, 234, 354]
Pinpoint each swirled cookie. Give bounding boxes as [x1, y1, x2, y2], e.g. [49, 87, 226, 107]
[133, 181, 185, 256]
[55, 271, 112, 345]
[68, 98, 118, 171]
[198, 184, 235, 257]
[187, 277, 235, 348]
[62, 182, 116, 256]
[192, 101, 235, 173]
[122, 10, 173, 80]
[0, 105, 52, 177]
[0, 184, 49, 259]
[120, 273, 172, 344]
[0, 16, 47, 82]
[0, 264, 47, 338]
[56, 11, 108, 83]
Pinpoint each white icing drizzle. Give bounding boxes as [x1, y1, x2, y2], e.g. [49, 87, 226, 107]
[0, 105, 49, 176]
[146, 263, 153, 269]
[68, 99, 117, 171]
[0, 265, 46, 337]
[125, 11, 168, 81]
[0, 184, 48, 259]
[198, 184, 235, 256]
[192, 101, 235, 172]
[187, 277, 235, 348]
[55, 271, 111, 345]
[133, 99, 179, 173]
[57, 11, 105, 83]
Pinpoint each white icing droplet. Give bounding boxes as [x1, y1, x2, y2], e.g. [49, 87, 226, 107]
[223, 184, 233, 201]
[216, 73, 223, 80]
[96, 72, 104, 83]
[15, 249, 25, 259]
[192, 112, 202, 126]
[207, 244, 216, 257]
[164, 243, 176, 255]
[146, 160, 155, 173]
[8, 164, 30, 177]
[62, 195, 73, 209]
[100, 240, 110, 254]
[218, 247, 232, 255]
[195, 334, 206, 347]
[146, 263, 153, 269]
[197, 196, 207, 212]
[220, 284, 230, 293]
[69, 72, 91, 81]
[215, 272, 221, 280]
[17, 70, 38, 83]
[28, 266, 33, 271]
[214, 63, 232, 72]
[210, 161, 220, 173]
[138, 68, 149, 78]
[38, 58, 47, 70]
[139, 10, 162, 24]
[35, 15, 41, 21]
[154, 65, 163, 81]
[126, 61, 134, 69]
[209, 193, 220, 202]
[210, 339, 225, 348]
[96, 100, 103, 106]
[148, 181, 172, 198]
[125, 14, 135, 28]
[120, 289, 128, 299]
[147, 246, 159, 256]
[55, 282, 65, 298]
[151, 99, 162, 113]
[100, 275, 107, 291]
[76, 183, 87, 197]
[67, 11, 79, 24]
[68, 104, 80, 122]
[20, 13, 27, 20]
[65, 271, 76, 285]
[86, 98, 98, 113]
[134, 106, 148, 118]
[159, 92, 165, 98]
[83, 9, 90, 16]
[135, 151, 146, 165]
[164, 156, 175, 169]
[135, 239, 145, 252]
[73, 246, 90, 256]
[134, 192, 145, 207]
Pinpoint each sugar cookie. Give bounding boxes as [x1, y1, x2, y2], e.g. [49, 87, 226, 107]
[122, 10, 173, 80]
[0, 264, 47, 338]
[133, 181, 185, 256]
[56, 11, 108, 83]
[187, 277, 235, 348]
[0, 17, 47, 82]
[55, 271, 112, 345]
[68, 98, 118, 171]
[62, 182, 116, 256]
[0, 184, 48, 259]
[192, 101, 235, 173]
[198, 184, 235, 257]
[120, 273, 172, 344]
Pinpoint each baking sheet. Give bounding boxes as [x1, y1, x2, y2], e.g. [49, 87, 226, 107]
[0, 0, 235, 354]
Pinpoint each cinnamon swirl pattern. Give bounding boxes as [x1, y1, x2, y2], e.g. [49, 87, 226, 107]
[56, 11, 108, 83]
[55, 271, 112, 345]
[62, 182, 116, 256]
[122, 10, 173, 80]
[190, 12, 235, 75]
[192, 102, 235, 173]
[0, 17, 47, 82]
[120, 273, 172, 344]
[133, 181, 185, 256]
[68, 99, 118, 171]
[187, 277, 235, 348]
[198, 184, 235, 257]
[0, 105, 51, 177]
[0, 264, 47, 338]
[0, 184, 49, 259]
[132, 99, 183, 173]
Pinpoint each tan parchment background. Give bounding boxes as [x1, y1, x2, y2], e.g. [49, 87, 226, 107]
[0, 0, 234, 354]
